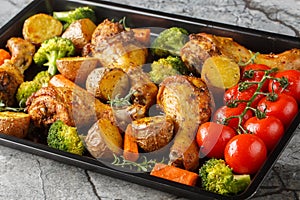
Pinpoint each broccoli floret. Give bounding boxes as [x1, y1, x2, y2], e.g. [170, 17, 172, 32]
[33, 70, 52, 87]
[53, 7, 96, 29]
[199, 158, 251, 195]
[47, 120, 85, 156]
[151, 27, 189, 58]
[16, 81, 41, 108]
[33, 36, 76, 76]
[16, 70, 52, 107]
[149, 56, 189, 84]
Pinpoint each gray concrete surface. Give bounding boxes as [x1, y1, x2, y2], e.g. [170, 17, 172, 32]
[0, 0, 299, 199]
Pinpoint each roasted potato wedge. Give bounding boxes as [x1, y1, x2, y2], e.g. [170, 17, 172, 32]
[0, 112, 30, 138]
[62, 18, 96, 51]
[85, 118, 123, 160]
[22, 13, 63, 45]
[86, 67, 130, 101]
[56, 57, 99, 86]
[131, 116, 174, 152]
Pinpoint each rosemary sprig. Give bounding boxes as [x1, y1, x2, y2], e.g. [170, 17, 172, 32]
[238, 50, 260, 67]
[111, 154, 165, 172]
[107, 89, 135, 108]
[0, 101, 24, 112]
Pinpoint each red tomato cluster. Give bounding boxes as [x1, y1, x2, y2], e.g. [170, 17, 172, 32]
[196, 64, 299, 175]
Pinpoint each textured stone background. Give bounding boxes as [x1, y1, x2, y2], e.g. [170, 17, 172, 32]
[0, 0, 299, 199]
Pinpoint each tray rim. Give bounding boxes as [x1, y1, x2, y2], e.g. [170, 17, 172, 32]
[0, 0, 300, 199]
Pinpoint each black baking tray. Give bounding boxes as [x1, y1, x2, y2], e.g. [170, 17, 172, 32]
[0, 0, 299, 199]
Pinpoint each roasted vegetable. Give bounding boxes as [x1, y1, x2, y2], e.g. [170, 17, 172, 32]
[151, 27, 189, 58]
[62, 18, 96, 51]
[157, 75, 212, 171]
[0, 49, 11, 65]
[130, 116, 174, 152]
[33, 36, 76, 76]
[199, 158, 251, 195]
[0, 111, 30, 138]
[22, 13, 63, 45]
[151, 163, 199, 186]
[56, 56, 99, 86]
[47, 120, 85, 155]
[53, 7, 96, 30]
[16, 70, 51, 107]
[123, 124, 139, 162]
[149, 56, 189, 84]
[201, 55, 240, 89]
[85, 67, 130, 101]
[85, 118, 123, 160]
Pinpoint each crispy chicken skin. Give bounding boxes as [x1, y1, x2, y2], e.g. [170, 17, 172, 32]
[91, 30, 148, 72]
[26, 85, 112, 130]
[0, 61, 24, 106]
[6, 37, 36, 74]
[157, 75, 212, 171]
[181, 33, 300, 75]
[91, 19, 124, 45]
[112, 68, 158, 131]
[180, 33, 250, 76]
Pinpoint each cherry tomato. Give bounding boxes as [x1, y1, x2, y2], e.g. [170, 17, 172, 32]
[224, 134, 267, 174]
[269, 69, 300, 104]
[196, 122, 237, 159]
[241, 64, 271, 92]
[224, 84, 263, 108]
[244, 116, 284, 152]
[257, 93, 298, 128]
[213, 104, 253, 130]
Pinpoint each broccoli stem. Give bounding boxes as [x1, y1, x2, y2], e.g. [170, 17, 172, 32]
[44, 51, 59, 76]
[53, 11, 71, 22]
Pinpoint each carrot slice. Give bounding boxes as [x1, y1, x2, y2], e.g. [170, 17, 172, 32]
[150, 163, 199, 186]
[123, 124, 139, 162]
[0, 49, 11, 65]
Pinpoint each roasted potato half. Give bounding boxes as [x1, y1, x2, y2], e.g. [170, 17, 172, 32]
[22, 13, 63, 45]
[62, 18, 96, 51]
[85, 118, 123, 160]
[0, 112, 30, 138]
[131, 115, 174, 152]
[86, 67, 130, 102]
[56, 57, 99, 86]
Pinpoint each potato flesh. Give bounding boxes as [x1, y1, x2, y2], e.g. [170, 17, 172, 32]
[0, 112, 30, 138]
[22, 13, 63, 45]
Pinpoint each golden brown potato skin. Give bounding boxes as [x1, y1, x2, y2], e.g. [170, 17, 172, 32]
[85, 67, 130, 102]
[85, 118, 123, 160]
[157, 75, 212, 171]
[62, 18, 96, 51]
[56, 57, 99, 87]
[131, 116, 174, 152]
